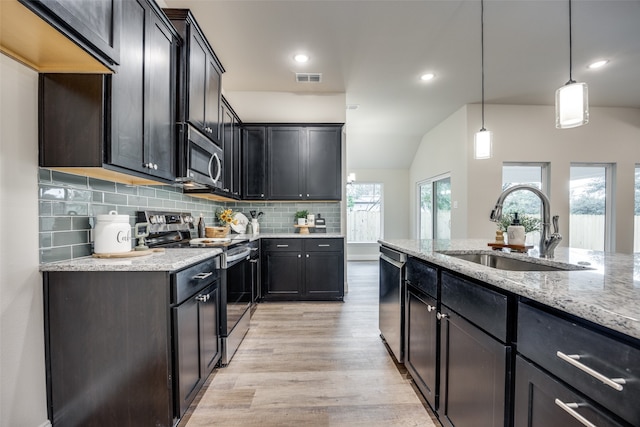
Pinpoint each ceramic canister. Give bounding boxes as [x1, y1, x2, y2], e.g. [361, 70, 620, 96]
[94, 210, 131, 254]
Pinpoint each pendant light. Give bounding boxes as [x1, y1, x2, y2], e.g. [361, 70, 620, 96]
[474, 0, 492, 159]
[555, 0, 589, 129]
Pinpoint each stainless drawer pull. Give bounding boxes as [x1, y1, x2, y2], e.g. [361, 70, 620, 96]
[436, 312, 448, 320]
[195, 294, 210, 302]
[554, 399, 596, 427]
[318, 244, 331, 247]
[427, 305, 436, 312]
[276, 244, 289, 248]
[556, 351, 626, 391]
[193, 272, 213, 280]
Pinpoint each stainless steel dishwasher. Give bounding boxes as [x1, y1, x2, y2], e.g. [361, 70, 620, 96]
[379, 245, 407, 363]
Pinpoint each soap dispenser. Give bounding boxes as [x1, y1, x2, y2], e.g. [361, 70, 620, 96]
[507, 212, 526, 246]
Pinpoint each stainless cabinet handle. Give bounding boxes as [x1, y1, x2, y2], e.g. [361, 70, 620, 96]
[299, 194, 303, 197]
[307, 194, 310, 197]
[436, 312, 448, 320]
[554, 399, 596, 427]
[196, 294, 209, 302]
[318, 244, 331, 247]
[276, 244, 289, 248]
[306, 254, 309, 258]
[193, 272, 213, 280]
[298, 254, 301, 258]
[260, 194, 264, 197]
[556, 351, 625, 391]
[153, 163, 158, 170]
[427, 304, 436, 312]
[249, 259, 259, 264]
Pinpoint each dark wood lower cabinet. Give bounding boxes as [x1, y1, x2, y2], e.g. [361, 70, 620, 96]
[405, 287, 438, 410]
[437, 307, 508, 427]
[44, 271, 173, 427]
[514, 356, 626, 427]
[261, 238, 344, 301]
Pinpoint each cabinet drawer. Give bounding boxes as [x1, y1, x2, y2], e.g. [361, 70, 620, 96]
[304, 238, 343, 252]
[172, 256, 220, 304]
[406, 258, 437, 298]
[515, 356, 625, 427]
[262, 239, 303, 252]
[441, 271, 507, 342]
[518, 303, 640, 427]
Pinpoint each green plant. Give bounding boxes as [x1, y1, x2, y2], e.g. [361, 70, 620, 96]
[496, 212, 541, 234]
[294, 210, 309, 219]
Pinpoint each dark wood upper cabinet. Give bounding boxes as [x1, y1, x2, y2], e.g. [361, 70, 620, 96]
[39, 0, 178, 184]
[221, 97, 241, 198]
[18, 0, 121, 68]
[243, 124, 343, 201]
[164, 9, 225, 146]
[242, 126, 267, 200]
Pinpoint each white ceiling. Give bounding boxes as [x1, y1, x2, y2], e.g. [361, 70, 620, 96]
[163, 0, 640, 169]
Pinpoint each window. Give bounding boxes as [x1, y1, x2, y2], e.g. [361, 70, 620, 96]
[501, 163, 549, 245]
[346, 183, 382, 243]
[570, 164, 614, 251]
[418, 175, 451, 240]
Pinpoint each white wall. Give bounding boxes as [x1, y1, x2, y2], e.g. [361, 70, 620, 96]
[346, 169, 409, 260]
[0, 56, 50, 427]
[409, 103, 640, 253]
[409, 106, 469, 239]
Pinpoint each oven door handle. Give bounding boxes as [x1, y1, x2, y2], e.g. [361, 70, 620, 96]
[226, 248, 252, 264]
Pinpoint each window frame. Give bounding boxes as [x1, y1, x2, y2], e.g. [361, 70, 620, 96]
[416, 173, 451, 240]
[346, 181, 384, 244]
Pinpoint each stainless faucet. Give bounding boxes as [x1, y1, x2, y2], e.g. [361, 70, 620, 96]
[490, 185, 562, 258]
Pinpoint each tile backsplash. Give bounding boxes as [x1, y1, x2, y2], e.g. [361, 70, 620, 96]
[39, 169, 341, 263]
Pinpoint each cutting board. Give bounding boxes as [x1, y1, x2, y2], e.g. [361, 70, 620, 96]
[92, 248, 165, 258]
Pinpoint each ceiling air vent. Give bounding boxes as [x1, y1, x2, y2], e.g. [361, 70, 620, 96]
[295, 72, 322, 83]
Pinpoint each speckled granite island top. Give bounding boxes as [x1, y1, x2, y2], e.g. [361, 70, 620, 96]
[40, 248, 223, 272]
[379, 239, 640, 341]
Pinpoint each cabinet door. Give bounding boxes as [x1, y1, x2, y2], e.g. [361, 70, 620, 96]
[514, 356, 624, 427]
[146, 11, 176, 180]
[304, 251, 344, 300]
[173, 294, 201, 417]
[262, 251, 303, 300]
[438, 307, 508, 427]
[110, 0, 146, 172]
[21, 0, 121, 65]
[406, 288, 438, 410]
[187, 29, 208, 134]
[268, 127, 303, 200]
[231, 116, 242, 197]
[200, 284, 220, 375]
[204, 56, 222, 143]
[305, 127, 342, 200]
[242, 127, 267, 200]
[221, 102, 240, 196]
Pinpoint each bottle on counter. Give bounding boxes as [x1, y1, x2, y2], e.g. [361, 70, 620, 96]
[197, 213, 205, 238]
[507, 212, 525, 246]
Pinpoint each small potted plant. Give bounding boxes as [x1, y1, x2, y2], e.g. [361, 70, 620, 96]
[294, 210, 309, 225]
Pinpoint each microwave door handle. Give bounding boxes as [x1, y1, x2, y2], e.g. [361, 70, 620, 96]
[207, 154, 215, 182]
[212, 153, 222, 183]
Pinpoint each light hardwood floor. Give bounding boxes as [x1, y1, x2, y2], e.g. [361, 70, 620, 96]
[180, 261, 438, 427]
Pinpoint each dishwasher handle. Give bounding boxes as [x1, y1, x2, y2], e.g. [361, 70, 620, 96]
[380, 253, 406, 269]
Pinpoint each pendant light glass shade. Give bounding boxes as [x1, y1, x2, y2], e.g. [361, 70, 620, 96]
[555, 0, 589, 129]
[474, 129, 492, 159]
[555, 81, 589, 128]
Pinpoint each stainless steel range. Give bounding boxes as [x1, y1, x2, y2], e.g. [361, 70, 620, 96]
[138, 210, 252, 365]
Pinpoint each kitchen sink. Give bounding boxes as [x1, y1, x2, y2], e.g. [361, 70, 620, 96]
[438, 251, 591, 272]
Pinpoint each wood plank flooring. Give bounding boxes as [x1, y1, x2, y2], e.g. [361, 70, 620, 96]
[180, 261, 438, 426]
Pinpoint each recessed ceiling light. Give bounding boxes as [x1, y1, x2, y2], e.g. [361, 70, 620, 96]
[294, 54, 310, 63]
[587, 59, 609, 69]
[420, 73, 435, 81]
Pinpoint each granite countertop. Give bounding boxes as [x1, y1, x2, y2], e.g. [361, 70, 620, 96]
[379, 238, 640, 341]
[40, 248, 223, 272]
[248, 232, 344, 240]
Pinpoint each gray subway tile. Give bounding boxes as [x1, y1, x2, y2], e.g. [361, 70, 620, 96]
[40, 217, 72, 232]
[40, 232, 52, 248]
[72, 244, 92, 259]
[39, 168, 52, 182]
[127, 195, 148, 207]
[41, 247, 72, 263]
[52, 230, 89, 246]
[51, 171, 88, 188]
[39, 201, 52, 216]
[138, 187, 156, 198]
[116, 183, 138, 195]
[53, 202, 88, 216]
[104, 192, 128, 205]
[72, 216, 91, 230]
[89, 178, 116, 192]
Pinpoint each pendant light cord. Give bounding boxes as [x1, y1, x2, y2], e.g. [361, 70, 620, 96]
[568, 0, 575, 84]
[480, 0, 486, 130]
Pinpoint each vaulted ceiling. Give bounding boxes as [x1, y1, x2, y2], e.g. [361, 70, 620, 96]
[164, 0, 640, 169]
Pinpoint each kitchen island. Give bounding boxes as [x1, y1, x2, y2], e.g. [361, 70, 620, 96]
[379, 238, 639, 427]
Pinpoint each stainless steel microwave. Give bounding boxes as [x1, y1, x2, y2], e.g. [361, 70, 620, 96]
[176, 124, 223, 189]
